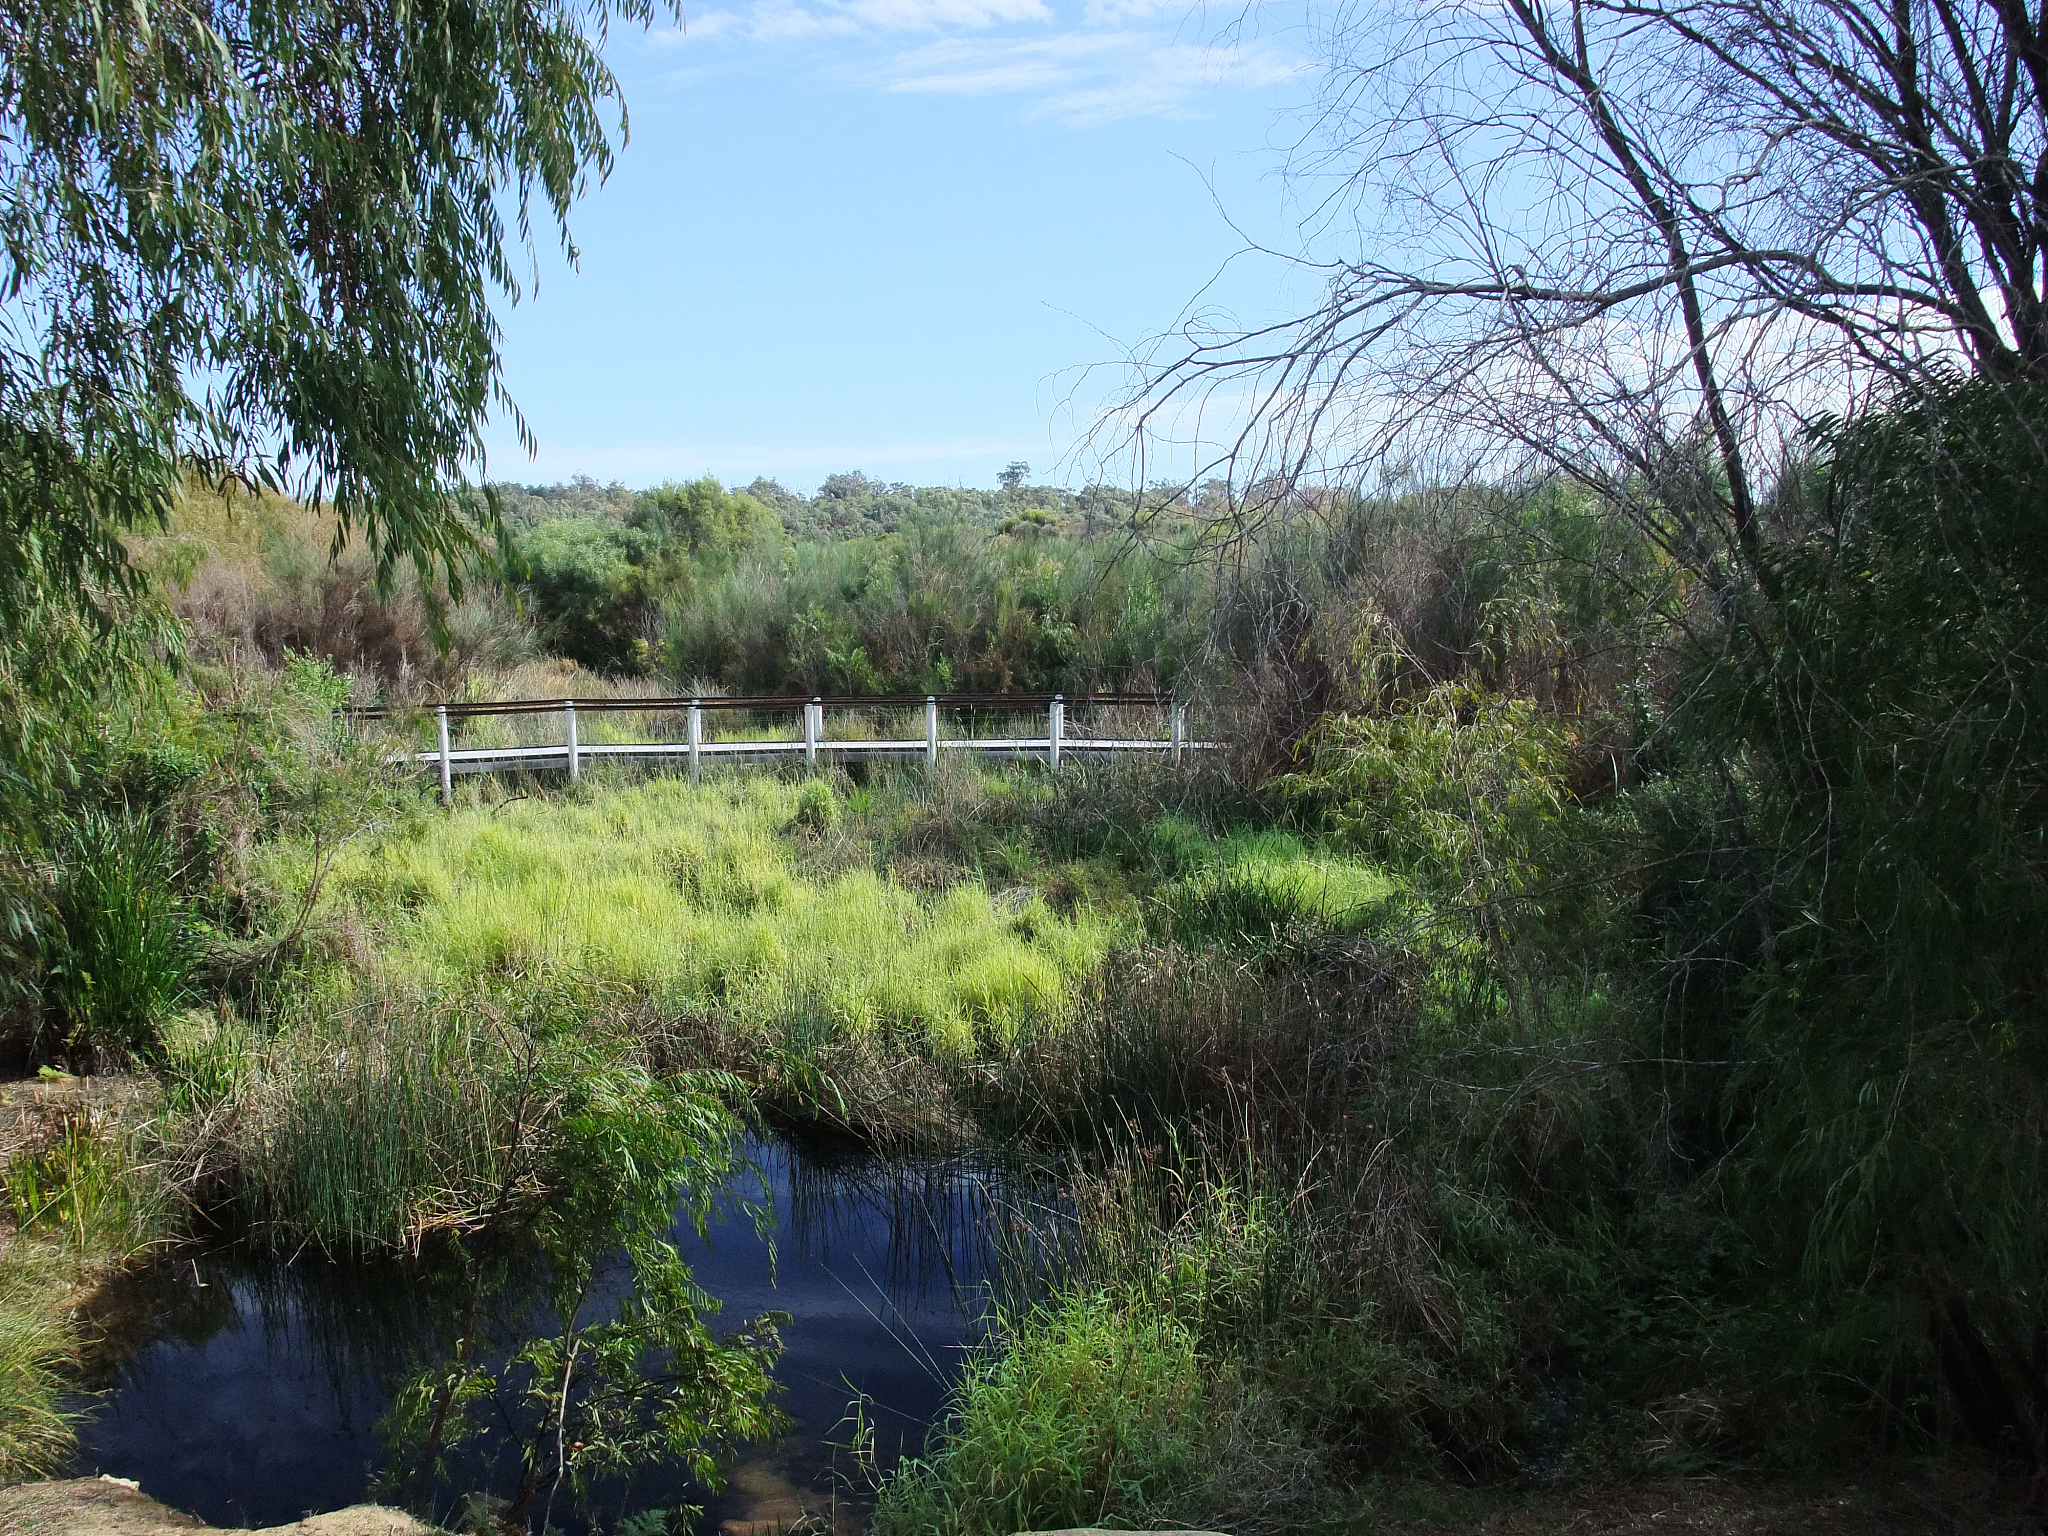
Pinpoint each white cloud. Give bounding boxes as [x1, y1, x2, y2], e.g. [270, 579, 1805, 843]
[879, 31, 1131, 95]
[1080, 0, 1199, 24]
[645, 0, 1300, 123]
[660, 0, 1049, 43]
[881, 31, 1299, 124]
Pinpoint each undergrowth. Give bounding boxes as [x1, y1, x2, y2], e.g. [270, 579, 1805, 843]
[298, 774, 1110, 1056]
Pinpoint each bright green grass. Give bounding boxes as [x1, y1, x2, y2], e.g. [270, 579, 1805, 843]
[0, 1253, 78, 1479]
[872, 1290, 1217, 1536]
[1154, 828, 1399, 948]
[309, 777, 1108, 1052]
[1207, 829, 1397, 916]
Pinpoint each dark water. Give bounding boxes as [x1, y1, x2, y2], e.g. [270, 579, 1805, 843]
[70, 1137, 1043, 1532]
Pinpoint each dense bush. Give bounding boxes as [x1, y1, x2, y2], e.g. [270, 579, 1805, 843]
[1689, 375, 2048, 1455]
[660, 522, 1211, 696]
[509, 476, 787, 674]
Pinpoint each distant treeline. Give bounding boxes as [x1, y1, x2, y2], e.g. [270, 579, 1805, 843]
[491, 472, 1226, 692]
[487, 467, 1201, 542]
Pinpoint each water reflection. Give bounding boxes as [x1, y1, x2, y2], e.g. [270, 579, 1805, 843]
[71, 1135, 1045, 1533]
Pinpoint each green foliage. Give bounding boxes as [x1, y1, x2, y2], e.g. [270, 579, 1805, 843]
[198, 977, 715, 1254]
[3, 1103, 161, 1254]
[0, 1254, 77, 1480]
[634, 477, 785, 563]
[1151, 831, 1394, 953]
[722, 471, 1151, 544]
[1283, 684, 1572, 903]
[1, 0, 668, 640]
[0, 1096, 168, 1482]
[43, 811, 199, 1063]
[513, 516, 657, 674]
[1681, 373, 2048, 1434]
[362, 987, 786, 1521]
[660, 521, 1211, 696]
[281, 652, 354, 714]
[787, 777, 840, 834]
[309, 777, 1106, 1055]
[507, 480, 790, 674]
[874, 1292, 1216, 1536]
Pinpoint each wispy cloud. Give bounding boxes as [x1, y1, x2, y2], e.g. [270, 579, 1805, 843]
[665, 0, 1050, 44]
[882, 31, 1297, 123]
[650, 0, 1300, 123]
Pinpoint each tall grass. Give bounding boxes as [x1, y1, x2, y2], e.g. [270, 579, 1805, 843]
[165, 979, 745, 1255]
[301, 776, 1109, 1055]
[873, 1291, 1218, 1536]
[0, 1088, 173, 1478]
[0, 1253, 76, 1479]
[1151, 830, 1395, 953]
[44, 810, 199, 1063]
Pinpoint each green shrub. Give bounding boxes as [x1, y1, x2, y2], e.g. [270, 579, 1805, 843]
[44, 811, 199, 1063]
[281, 650, 353, 711]
[1678, 374, 2048, 1441]
[874, 1291, 1216, 1536]
[1281, 684, 1572, 903]
[787, 776, 839, 834]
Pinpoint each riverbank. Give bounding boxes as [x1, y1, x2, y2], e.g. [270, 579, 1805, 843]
[4, 1469, 2028, 1536]
[4, 753, 2032, 1528]
[0, 1479, 428, 1536]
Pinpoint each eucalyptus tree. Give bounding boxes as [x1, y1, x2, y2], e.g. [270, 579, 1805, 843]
[0, 0, 669, 636]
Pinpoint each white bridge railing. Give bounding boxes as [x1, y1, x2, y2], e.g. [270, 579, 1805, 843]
[352, 692, 1202, 804]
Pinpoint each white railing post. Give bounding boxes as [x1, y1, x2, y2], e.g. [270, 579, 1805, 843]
[688, 701, 702, 784]
[1171, 701, 1186, 765]
[925, 696, 939, 768]
[565, 700, 579, 782]
[436, 705, 452, 806]
[1049, 695, 1063, 770]
[805, 698, 820, 768]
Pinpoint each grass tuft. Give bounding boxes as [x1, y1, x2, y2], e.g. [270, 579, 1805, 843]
[301, 777, 1109, 1056]
[873, 1291, 1218, 1536]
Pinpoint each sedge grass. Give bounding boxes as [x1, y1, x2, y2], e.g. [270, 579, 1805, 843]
[0, 1251, 78, 1479]
[164, 979, 739, 1255]
[872, 1289, 1218, 1536]
[0, 1092, 173, 1479]
[291, 776, 1109, 1054]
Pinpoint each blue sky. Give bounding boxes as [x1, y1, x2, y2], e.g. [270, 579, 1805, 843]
[478, 0, 1322, 493]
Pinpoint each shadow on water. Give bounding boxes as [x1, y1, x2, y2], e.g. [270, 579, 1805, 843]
[69, 1135, 1053, 1534]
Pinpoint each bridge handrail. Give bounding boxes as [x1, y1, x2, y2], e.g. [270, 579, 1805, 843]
[351, 690, 1176, 720]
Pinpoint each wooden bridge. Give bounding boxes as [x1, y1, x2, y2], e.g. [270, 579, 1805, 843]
[353, 692, 1202, 802]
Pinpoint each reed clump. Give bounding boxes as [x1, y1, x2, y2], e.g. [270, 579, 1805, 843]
[292, 775, 1109, 1057]
[163, 976, 746, 1256]
[0, 1251, 76, 1479]
[0, 1079, 173, 1479]
[873, 1291, 1218, 1536]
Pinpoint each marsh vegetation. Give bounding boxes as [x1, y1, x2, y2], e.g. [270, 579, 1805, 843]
[5, 0, 2047, 1525]
[4, 393, 2044, 1531]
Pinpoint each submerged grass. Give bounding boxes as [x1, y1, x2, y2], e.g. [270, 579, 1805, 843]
[0, 1084, 173, 1478]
